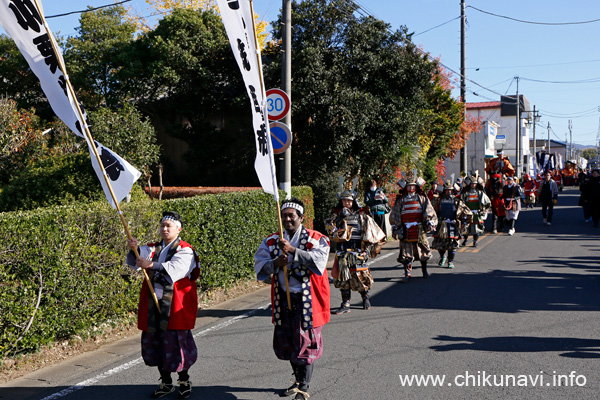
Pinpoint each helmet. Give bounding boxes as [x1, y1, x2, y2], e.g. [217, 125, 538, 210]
[338, 189, 355, 200]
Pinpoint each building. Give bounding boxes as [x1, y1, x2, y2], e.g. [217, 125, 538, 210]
[444, 96, 532, 179]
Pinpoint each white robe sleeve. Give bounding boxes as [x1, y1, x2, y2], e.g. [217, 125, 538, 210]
[293, 235, 330, 276]
[153, 246, 196, 282]
[254, 238, 276, 281]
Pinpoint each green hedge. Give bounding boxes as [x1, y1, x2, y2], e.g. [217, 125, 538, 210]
[0, 186, 314, 361]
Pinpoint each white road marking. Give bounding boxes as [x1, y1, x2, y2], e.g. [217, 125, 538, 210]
[40, 305, 270, 400]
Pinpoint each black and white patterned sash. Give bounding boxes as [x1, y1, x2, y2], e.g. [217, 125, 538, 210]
[147, 238, 180, 333]
[270, 227, 314, 330]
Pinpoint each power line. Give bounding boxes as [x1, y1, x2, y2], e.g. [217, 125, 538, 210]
[414, 16, 461, 36]
[346, 0, 506, 100]
[469, 58, 600, 70]
[467, 5, 600, 26]
[520, 76, 600, 84]
[46, 0, 132, 19]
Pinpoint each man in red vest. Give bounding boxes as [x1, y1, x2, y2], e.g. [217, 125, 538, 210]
[127, 211, 200, 399]
[255, 198, 331, 400]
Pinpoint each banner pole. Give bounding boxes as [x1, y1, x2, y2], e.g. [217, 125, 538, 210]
[32, 0, 161, 313]
[249, 0, 291, 310]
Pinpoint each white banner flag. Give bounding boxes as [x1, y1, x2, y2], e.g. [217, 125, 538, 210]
[216, 0, 279, 198]
[0, 0, 141, 209]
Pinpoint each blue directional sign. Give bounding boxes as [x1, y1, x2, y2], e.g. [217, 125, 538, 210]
[269, 121, 292, 154]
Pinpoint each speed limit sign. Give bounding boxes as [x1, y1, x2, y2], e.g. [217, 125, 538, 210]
[266, 88, 290, 121]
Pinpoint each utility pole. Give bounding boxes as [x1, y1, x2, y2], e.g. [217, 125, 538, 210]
[515, 76, 520, 178]
[459, 0, 467, 175]
[568, 119, 572, 160]
[280, 0, 292, 198]
[547, 122, 551, 156]
[533, 106, 538, 175]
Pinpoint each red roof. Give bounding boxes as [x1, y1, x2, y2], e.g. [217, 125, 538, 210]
[466, 101, 501, 109]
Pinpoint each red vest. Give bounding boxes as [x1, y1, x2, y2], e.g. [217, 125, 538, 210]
[138, 240, 200, 331]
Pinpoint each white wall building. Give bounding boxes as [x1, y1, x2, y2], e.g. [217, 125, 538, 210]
[444, 96, 531, 180]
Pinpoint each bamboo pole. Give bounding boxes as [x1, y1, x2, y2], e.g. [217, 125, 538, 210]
[249, 0, 292, 310]
[33, 0, 161, 313]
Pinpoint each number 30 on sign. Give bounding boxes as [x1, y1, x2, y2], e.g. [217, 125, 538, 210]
[266, 88, 290, 121]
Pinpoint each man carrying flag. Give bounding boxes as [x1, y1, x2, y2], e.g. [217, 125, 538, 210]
[217, 1, 329, 398]
[126, 211, 200, 399]
[254, 198, 331, 400]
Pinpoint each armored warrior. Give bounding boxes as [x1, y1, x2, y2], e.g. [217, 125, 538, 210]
[389, 175, 437, 282]
[431, 180, 472, 269]
[460, 173, 491, 247]
[325, 189, 381, 314]
[486, 148, 515, 177]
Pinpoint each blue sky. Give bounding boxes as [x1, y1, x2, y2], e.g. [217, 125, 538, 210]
[3, 0, 600, 146]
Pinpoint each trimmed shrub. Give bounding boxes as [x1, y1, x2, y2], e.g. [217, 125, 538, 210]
[0, 186, 313, 360]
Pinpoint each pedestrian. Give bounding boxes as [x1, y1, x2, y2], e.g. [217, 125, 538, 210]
[502, 175, 523, 236]
[431, 180, 472, 269]
[581, 169, 600, 227]
[579, 171, 592, 222]
[254, 198, 331, 400]
[389, 174, 437, 282]
[126, 211, 200, 399]
[364, 179, 390, 234]
[325, 189, 378, 314]
[460, 173, 491, 247]
[539, 170, 559, 226]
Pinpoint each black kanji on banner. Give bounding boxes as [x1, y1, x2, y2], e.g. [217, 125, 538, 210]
[33, 33, 59, 74]
[237, 38, 251, 71]
[98, 145, 125, 181]
[256, 123, 268, 156]
[8, 0, 41, 33]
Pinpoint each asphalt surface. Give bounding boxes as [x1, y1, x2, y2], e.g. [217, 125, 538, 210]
[1, 187, 599, 400]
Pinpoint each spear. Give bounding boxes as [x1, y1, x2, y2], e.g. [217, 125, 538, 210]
[31, 0, 161, 312]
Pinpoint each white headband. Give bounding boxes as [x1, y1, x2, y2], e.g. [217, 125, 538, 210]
[281, 202, 304, 216]
[161, 216, 182, 228]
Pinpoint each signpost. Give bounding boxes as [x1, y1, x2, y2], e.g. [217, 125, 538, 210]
[266, 88, 291, 121]
[269, 121, 292, 154]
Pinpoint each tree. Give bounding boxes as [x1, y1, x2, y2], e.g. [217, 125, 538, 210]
[0, 100, 159, 211]
[266, 0, 444, 223]
[581, 148, 598, 161]
[88, 103, 161, 180]
[0, 98, 44, 184]
[65, 6, 137, 109]
[118, 8, 257, 185]
[0, 35, 55, 119]
[126, 1, 269, 48]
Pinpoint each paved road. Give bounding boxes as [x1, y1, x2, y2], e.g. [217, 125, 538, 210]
[2, 187, 599, 400]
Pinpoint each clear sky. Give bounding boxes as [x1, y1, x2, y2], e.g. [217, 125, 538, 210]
[3, 0, 600, 146]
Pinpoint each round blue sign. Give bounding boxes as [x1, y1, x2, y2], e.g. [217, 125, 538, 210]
[269, 121, 292, 154]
